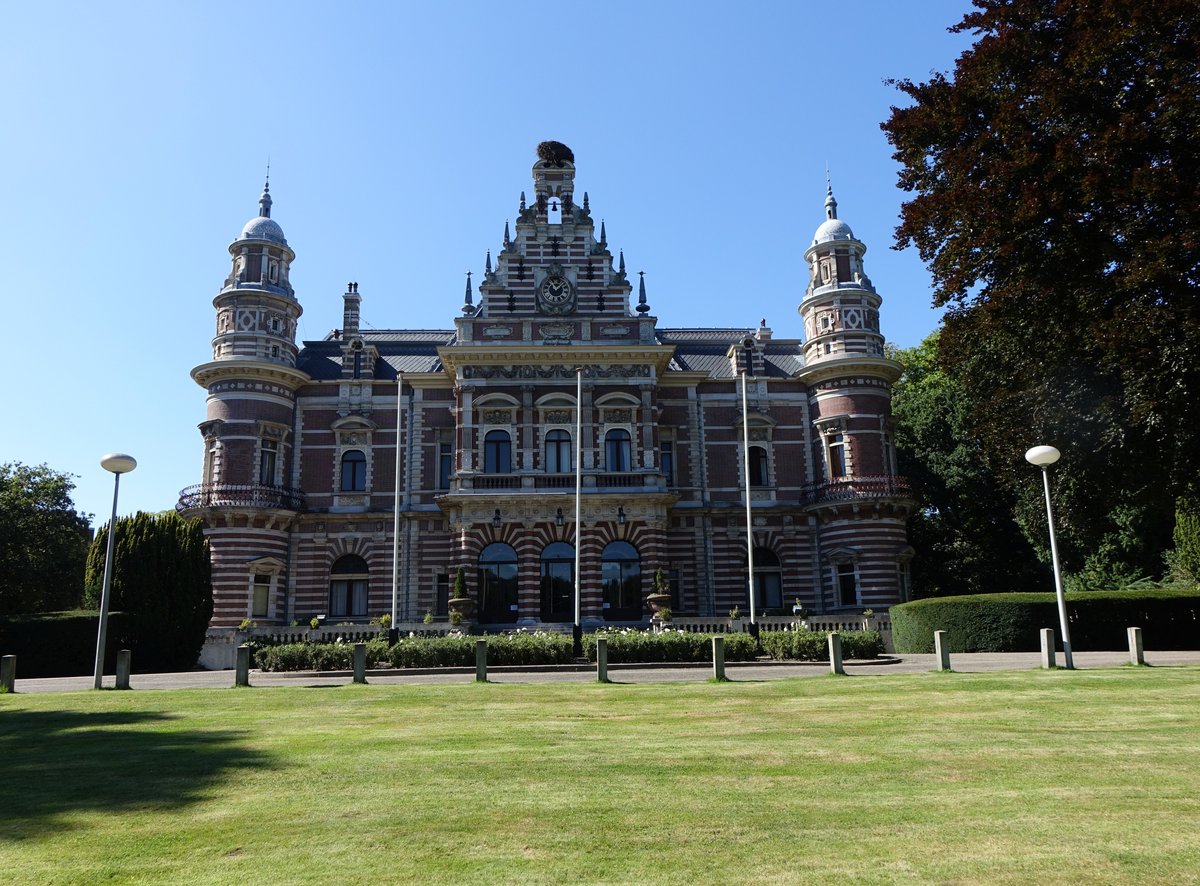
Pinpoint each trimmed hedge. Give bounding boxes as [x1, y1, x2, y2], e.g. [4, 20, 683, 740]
[583, 629, 759, 663]
[0, 610, 134, 678]
[891, 588, 1200, 653]
[255, 631, 575, 672]
[759, 629, 884, 661]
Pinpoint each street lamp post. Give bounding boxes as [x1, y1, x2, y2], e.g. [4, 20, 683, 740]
[94, 453, 136, 690]
[573, 366, 583, 656]
[1025, 445, 1074, 669]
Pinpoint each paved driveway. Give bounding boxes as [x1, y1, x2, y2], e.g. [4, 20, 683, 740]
[7, 650, 1200, 694]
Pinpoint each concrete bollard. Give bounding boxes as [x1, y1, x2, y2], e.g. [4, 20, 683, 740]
[934, 630, 951, 672]
[235, 644, 251, 687]
[353, 642, 367, 684]
[0, 655, 15, 693]
[1040, 628, 1056, 669]
[712, 635, 726, 681]
[828, 632, 845, 675]
[596, 636, 608, 682]
[1127, 626, 1145, 666]
[475, 638, 488, 682]
[115, 649, 132, 690]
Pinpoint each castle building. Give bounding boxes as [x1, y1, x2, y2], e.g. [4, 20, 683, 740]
[179, 144, 914, 629]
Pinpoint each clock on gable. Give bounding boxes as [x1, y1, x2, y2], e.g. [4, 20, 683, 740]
[537, 271, 575, 314]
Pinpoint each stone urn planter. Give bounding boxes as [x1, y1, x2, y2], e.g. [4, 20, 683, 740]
[644, 592, 672, 614]
[448, 596, 476, 621]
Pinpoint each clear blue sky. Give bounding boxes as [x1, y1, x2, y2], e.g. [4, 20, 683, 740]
[0, 0, 974, 524]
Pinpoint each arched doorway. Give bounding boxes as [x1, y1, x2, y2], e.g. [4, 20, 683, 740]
[602, 540, 642, 621]
[478, 543, 518, 623]
[540, 542, 575, 622]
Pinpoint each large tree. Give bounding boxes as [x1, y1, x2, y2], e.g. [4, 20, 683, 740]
[882, 0, 1200, 583]
[0, 462, 91, 615]
[85, 511, 213, 672]
[890, 334, 1043, 597]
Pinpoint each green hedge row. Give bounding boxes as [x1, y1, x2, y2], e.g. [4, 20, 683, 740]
[0, 611, 131, 678]
[890, 588, 1200, 653]
[583, 629, 760, 663]
[254, 631, 575, 672]
[759, 629, 884, 661]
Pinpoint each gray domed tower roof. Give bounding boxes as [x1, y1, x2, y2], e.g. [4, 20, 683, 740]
[238, 179, 288, 246]
[810, 182, 855, 245]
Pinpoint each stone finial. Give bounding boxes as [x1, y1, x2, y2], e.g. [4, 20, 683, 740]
[583, 192, 590, 211]
[485, 251, 492, 275]
[462, 271, 474, 314]
[503, 221, 511, 248]
[619, 250, 626, 275]
[520, 191, 526, 213]
[599, 220, 607, 247]
[637, 271, 649, 314]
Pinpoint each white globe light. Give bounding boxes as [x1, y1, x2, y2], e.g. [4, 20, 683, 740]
[1025, 445, 1061, 467]
[100, 453, 138, 474]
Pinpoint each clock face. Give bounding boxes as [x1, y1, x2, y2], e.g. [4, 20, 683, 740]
[540, 275, 573, 305]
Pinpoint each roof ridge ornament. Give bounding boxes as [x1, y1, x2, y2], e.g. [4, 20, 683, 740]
[636, 271, 650, 314]
[462, 271, 474, 315]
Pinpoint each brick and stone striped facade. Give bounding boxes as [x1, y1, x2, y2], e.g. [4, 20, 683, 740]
[180, 147, 914, 628]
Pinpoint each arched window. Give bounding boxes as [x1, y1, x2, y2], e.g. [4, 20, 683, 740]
[601, 540, 641, 620]
[540, 542, 575, 622]
[478, 542, 518, 623]
[605, 429, 631, 472]
[484, 430, 512, 474]
[749, 445, 770, 487]
[329, 555, 369, 618]
[754, 547, 783, 611]
[340, 449, 366, 492]
[545, 429, 572, 473]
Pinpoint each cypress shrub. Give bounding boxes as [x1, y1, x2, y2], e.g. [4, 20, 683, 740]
[891, 588, 1200, 653]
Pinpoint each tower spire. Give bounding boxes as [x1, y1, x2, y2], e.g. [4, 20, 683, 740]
[824, 168, 838, 221]
[258, 167, 273, 219]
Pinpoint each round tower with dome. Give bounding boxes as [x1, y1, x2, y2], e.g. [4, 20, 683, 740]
[797, 183, 914, 609]
[178, 179, 310, 627]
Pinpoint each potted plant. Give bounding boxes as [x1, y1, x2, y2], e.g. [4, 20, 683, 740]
[861, 608, 876, 630]
[728, 605, 744, 630]
[645, 568, 672, 614]
[447, 566, 476, 621]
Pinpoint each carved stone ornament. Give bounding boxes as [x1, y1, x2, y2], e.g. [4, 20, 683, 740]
[482, 409, 511, 424]
[749, 428, 770, 441]
[483, 325, 513, 337]
[601, 325, 630, 337]
[544, 410, 572, 424]
[463, 364, 651, 380]
[539, 322, 574, 343]
[605, 409, 632, 423]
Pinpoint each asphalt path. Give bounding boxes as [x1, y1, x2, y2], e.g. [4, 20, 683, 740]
[7, 650, 1200, 694]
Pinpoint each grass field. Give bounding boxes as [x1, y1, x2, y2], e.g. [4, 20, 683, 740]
[3, 668, 1200, 885]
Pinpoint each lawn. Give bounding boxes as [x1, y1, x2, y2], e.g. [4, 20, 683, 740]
[2, 669, 1199, 885]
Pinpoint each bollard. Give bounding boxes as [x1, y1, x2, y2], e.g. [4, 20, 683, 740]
[1127, 626, 1145, 666]
[235, 644, 251, 687]
[475, 638, 488, 682]
[596, 636, 609, 683]
[0, 655, 15, 693]
[712, 635, 726, 681]
[115, 649, 132, 690]
[828, 632, 845, 675]
[934, 630, 951, 672]
[1040, 628, 1056, 669]
[353, 642, 367, 684]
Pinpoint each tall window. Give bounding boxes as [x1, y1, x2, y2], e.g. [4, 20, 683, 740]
[484, 430, 511, 474]
[330, 555, 369, 618]
[601, 541, 641, 620]
[837, 562, 858, 607]
[545, 429, 572, 472]
[749, 445, 770, 487]
[478, 543, 518, 623]
[259, 439, 278, 486]
[605, 429, 631, 472]
[340, 450, 366, 492]
[828, 435, 847, 479]
[660, 440, 675, 486]
[438, 442, 453, 490]
[754, 548, 782, 611]
[252, 574, 271, 618]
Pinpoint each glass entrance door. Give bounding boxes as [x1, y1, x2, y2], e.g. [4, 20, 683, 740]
[540, 542, 575, 622]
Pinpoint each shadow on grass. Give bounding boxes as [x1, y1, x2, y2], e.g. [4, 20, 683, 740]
[0, 709, 272, 840]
